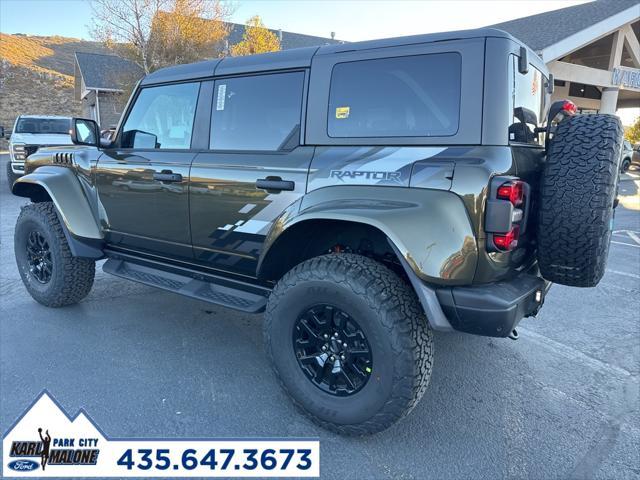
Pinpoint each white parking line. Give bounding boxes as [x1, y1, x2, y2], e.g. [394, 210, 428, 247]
[613, 230, 640, 245]
[611, 240, 640, 248]
[628, 230, 640, 245]
[518, 327, 632, 378]
[606, 269, 640, 280]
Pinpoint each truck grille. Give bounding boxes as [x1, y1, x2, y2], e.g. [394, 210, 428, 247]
[25, 145, 39, 157]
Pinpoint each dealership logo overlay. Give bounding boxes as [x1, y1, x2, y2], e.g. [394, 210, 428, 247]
[9, 424, 99, 471]
[3, 391, 319, 477]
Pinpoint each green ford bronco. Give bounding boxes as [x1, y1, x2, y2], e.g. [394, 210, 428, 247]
[12, 28, 623, 435]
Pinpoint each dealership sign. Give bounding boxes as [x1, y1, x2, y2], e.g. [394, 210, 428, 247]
[3, 391, 319, 477]
[612, 66, 640, 90]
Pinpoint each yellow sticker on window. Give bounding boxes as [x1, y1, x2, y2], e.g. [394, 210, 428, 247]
[336, 106, 350, 119]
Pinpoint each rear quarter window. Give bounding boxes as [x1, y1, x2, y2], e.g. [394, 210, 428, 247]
[510, 55, 546, 145]
[327, 53, 461, 138]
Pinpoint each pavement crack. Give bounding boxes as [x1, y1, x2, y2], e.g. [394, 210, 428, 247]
[568, 378, 640, 479]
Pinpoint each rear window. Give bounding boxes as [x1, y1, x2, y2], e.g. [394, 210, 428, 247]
[15, 118, 70, 135]
[327, 53, 461, 138]
[210, 71, 304, 151]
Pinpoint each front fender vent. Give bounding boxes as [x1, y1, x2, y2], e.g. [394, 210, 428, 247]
[53, 152, 74, 165]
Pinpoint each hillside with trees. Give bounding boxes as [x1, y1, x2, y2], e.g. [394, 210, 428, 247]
[0, 33, 110, 140]
[0, 1, 284, 143]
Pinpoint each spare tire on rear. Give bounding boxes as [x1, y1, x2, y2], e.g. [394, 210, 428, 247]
[537, 114, 623, 287]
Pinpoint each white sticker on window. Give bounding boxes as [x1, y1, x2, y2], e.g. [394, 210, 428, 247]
[216, 84, 227, 110]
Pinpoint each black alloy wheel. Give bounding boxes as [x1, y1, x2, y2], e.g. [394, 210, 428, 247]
[265, 253, 434, 435]
[293, 304, 372, 396]
[26, 230, 53, 284]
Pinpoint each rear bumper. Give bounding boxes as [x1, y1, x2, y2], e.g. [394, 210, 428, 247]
[435, 272, 550, 337]
[388, 240, 550, 338]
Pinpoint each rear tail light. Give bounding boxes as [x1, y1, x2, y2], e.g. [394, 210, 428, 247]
[493, 225, 520, 251]
[496, 181, 525, 206]
[485, 176, 529, 252]
[546, 99, 578, 134]
[561, 100, 577, 115]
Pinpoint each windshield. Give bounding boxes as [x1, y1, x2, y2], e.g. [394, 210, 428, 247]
[15, 118, 70, 135]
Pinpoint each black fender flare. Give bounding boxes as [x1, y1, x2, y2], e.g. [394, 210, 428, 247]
[12, 166, 104, 258]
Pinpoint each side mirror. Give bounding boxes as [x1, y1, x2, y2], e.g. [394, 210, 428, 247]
[122, 129, 159, 149]
[70, 118, 100, 146]
[518, 46, 529, 75]
[0, 126, 4, 138]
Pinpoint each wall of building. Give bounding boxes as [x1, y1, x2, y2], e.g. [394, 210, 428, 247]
[98, 92, 125, 129]
[81, 90, 125, 129]
[81, 90, 97, 121]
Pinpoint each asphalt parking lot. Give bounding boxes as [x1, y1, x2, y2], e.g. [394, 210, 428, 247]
[1, 153, 639, 479]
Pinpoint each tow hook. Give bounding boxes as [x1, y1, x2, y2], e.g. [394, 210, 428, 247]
[508, 329, 519, 340]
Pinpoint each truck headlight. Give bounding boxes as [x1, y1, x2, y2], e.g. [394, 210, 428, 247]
[12, 143, 26, 161]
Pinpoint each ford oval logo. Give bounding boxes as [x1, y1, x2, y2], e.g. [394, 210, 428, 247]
[8, 459, 39, 471]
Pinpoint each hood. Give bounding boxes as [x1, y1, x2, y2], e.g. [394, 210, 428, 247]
[10, 132, 73, 146]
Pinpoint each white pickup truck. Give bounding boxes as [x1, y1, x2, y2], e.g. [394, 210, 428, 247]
[7, 115, 73, 186]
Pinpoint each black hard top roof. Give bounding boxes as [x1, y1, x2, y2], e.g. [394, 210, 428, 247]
[141, 28, 520, 85]
[141, 59, 222, 85]
[315, 27, 517, 54]
[141, 47, 318, 85]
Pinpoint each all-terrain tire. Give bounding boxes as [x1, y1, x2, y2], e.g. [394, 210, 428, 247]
[14, 202, 95, 307]
[537, 114, 623, 287]
[264, 253, 433, 435]
[6, 160, 20, 188]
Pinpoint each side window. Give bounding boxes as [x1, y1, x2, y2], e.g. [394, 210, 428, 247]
[210, 72, 305, 151]
[328, 53, 461, 138]
[510, 56, 544, 145]
[121, 82, 200, 149]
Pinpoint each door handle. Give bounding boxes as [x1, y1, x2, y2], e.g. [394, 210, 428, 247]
[153, 171, 183, 183]
[256, 177, 295, 192]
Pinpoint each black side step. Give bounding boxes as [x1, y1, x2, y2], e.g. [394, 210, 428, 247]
[103, 258, 269, 313]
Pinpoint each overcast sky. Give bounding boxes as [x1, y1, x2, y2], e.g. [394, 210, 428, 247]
[1, 0, 589, 41]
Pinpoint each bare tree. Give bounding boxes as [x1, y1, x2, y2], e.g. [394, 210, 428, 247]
[91, 0, 233, 73]
[91, 0, 162, 73]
